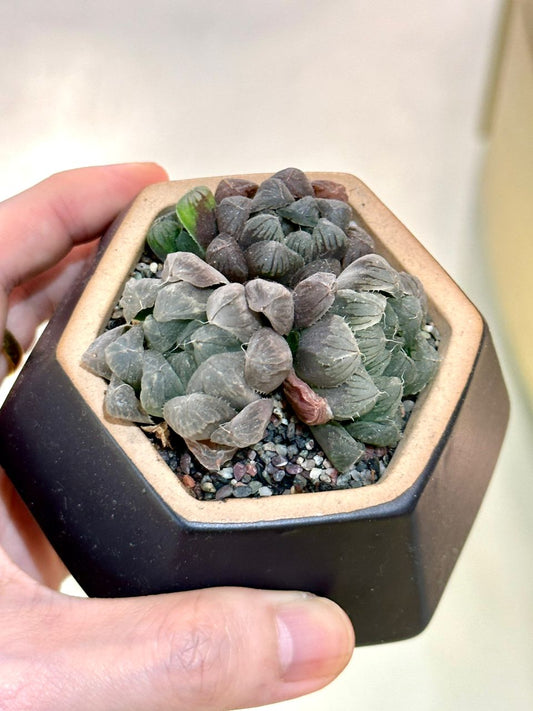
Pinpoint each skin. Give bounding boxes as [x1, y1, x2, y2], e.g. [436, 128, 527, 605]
[0, 164, 355, 711]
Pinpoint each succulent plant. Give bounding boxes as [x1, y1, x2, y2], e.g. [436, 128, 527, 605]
[82, 169, 440, 491]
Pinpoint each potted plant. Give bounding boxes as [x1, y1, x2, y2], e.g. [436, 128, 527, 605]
[0, 170, 508, 646]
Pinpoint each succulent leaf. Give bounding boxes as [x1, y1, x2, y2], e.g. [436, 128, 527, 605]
[245, 241, 304, 281]
[345, 418, 402, 447]
[244, 278, 294, 335]
[336, 254, 402, 295]
[205, 234, 249, 283]
[250, 177, 294, 212]
[163, 392, 236, 441]
[81, 324, 128, 379]
[215, 195, 252, 238]
[295, 314, 362, 388]
[277, 196, 320, 227]
[153, 282, 212, 322]
[146, 211, 182, 261]
[161, 251, 228, 287]
[311, 179, 349, 202]
[285, 230, 319, 262]
[140, 350, 185, 417]
[186, 351, 260, 410]
[206, 283, 262, 342]
[119, 277, 162, 323]
[189, 323, 242, 365]
[330, 289, 386, 331]
[316, 198, 353, 230]
[315, 368, 380, 420]
[176, 186, 217, 249]
[272, 168, 314, 198]
[143, 315, 189, 353]
[104, 374, 152, 424]
[210, 398, 274, 448]
[292, 272, 337, 328]
[104, 324, 145, 389]
[165, 350, 197, 390]
[214, 177, 258, 203]
[311, 218, 347, 259]
[310, 422, 365, 472]
[239, 213, 285, 249]
[244, 328, 293, 393]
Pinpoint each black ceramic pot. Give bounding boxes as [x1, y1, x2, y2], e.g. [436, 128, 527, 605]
[0, 173, 509, 646]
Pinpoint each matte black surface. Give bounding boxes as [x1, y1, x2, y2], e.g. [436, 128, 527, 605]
[0, 219, 510, 646]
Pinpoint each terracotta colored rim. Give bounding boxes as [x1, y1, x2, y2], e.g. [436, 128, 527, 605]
[57, 173, 482, 525]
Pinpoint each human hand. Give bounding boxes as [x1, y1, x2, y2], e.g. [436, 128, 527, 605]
[0, 165, 354, 711]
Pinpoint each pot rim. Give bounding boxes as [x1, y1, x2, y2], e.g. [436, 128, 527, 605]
[57, 172, 482, 525]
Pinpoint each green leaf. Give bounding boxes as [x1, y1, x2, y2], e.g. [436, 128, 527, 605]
[310, 422, 365, 472]
[176, 186, 217, 249]
[146, 211, 182, 261]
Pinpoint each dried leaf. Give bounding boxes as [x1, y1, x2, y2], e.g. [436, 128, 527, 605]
[183, 438, 237, 471]
[282, 371, 332, 425]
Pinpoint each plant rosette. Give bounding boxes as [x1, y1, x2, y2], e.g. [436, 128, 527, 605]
[0, 170, 509, 646]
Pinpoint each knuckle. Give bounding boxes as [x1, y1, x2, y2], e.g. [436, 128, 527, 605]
[151, 593, 233, 707]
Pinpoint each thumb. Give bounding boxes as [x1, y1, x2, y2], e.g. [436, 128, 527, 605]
[12, 585, 354, 711]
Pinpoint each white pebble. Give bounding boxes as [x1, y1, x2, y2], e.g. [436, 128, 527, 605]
[305, 440, 315, 450]
[310, 468, 322, 480]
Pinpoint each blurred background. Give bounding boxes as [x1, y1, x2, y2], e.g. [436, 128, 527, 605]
[1, 1, 532, 709]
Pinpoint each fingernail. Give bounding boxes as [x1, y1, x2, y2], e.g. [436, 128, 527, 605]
[276, 595, 354, 682]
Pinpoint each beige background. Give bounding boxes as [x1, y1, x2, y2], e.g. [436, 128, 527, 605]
[1, 1, 532, 709]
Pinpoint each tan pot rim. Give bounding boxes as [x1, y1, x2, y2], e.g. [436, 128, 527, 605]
[57, 172, 482, 525]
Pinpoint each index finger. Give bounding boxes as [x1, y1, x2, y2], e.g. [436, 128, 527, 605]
[0, 162, 168, 295]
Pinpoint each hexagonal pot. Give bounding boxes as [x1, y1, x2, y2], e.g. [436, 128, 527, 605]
[0, 173, 509, 646]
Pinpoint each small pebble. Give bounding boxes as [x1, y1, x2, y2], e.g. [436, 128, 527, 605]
[233, 462, 246, 481]
[215, 484, 233, 500]
[258, 486, 273, 496]
[182, 474, 195, 489]
[233, 485, 252, 498]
